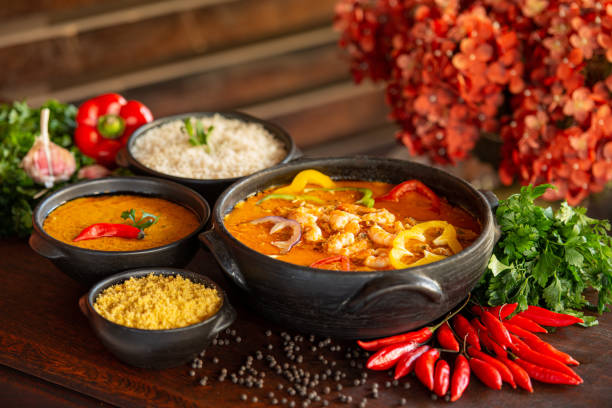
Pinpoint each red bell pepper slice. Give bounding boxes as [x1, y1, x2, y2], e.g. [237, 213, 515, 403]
[75, 93, 153, 167]
[375, 180, 440, 211]
[309, 255, 351, 271]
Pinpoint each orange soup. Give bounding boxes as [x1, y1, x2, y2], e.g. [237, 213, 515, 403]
[224, 172, 480, 271]
[44, 195, 200, 251]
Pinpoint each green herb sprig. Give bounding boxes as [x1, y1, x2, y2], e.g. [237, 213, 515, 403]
[183, 118, 213, 149]
[121, 209, 159, 230]
[474, 184, 612, 327]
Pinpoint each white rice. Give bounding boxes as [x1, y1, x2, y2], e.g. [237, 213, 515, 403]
[130, 114, 287, 179]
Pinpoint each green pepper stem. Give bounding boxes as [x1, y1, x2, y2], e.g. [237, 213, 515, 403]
[97, 114, 126, 138]
[257, 194, 324, 205]
[430, 294, 471, 333]
[305, 187, 374, 208]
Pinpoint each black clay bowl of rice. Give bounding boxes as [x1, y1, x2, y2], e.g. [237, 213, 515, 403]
[118, 111, 298, 204]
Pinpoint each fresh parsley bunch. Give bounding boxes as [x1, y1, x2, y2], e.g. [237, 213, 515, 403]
[474, 184, 612, 326]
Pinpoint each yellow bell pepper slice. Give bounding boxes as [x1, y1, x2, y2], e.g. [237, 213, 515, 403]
[388, 220, 461, 269]
[274, 169, 335, 194]
[433, 223, 463, 254]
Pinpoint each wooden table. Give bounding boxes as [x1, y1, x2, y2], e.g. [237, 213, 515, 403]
[1, 238, 610, 407]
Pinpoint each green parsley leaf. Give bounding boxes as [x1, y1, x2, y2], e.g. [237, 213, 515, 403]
[475, 184, 612, 326]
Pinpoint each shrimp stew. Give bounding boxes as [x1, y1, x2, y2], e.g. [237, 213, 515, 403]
[224, 170, 480, 271]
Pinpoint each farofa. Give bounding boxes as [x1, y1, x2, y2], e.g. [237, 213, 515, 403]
[94, 274, 222, 330]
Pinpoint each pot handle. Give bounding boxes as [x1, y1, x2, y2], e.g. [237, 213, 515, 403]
[339, 272, 444, 314]
[115, 147, 129, 168]
[199, 229, 249, 292]
[29, 233, 65, 260]
[479, 190, 502, 244]
[78, 295, 90, 318]
[212, 302, 237, 335]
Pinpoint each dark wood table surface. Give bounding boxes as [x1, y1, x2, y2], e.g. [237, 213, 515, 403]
[1, 238, 611, 408]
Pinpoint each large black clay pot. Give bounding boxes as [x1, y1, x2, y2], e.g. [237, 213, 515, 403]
[200, 157, 500, 339]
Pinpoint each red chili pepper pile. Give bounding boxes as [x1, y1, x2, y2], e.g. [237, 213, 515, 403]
[357, 303, 585, 402]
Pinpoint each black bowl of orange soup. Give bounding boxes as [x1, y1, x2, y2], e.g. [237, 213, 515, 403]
[200, 157, 500, 339]
[30, 177, 209, 286]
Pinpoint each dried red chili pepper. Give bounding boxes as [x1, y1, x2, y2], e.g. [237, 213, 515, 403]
[504, 322, 579, 366]
[309, 255, 351, 271]
[472, 320, 508, 358]
[498, 356, 533, 392]
[453, 315, 481, 350]
[481, 310, 513, 348]
[507, 315, 548, 333]
[471, 303, 517, 320]
[433, 359, 450, 397]
[394, 345, 430, 379]
[488, 303, 518, 320]
[357, 326, 433, 351]
[358, 297, 470, 351]
[450, 354, 470, 402]
[469, 357, 502, 390]
[467, 347, 516, 389]
[509, 335, 582, 382]
[366, 341, 418, 371]
[414, 348, 440, 391]
[518, 306, 584, 327]
[73, 223, 144, 242]
[514, 358, 581, 385]
[374, 180, 440, 211]
[437, 322, 460, 352]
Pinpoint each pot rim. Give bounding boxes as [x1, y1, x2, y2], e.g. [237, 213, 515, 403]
[84, 267, 230, 334]
[125, 111, 297, 185]
[211, 156, 495, 277]
[31, 176, 210, 256]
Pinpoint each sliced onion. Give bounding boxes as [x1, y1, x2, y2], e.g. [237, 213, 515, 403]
[250, 216, 302, 254]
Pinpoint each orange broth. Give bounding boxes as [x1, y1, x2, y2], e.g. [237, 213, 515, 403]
[224, 181, 480, 270]
[44, 195, 200, 251]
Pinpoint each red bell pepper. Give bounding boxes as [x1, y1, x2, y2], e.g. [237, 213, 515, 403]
[374, 180, 440, 211]
[75, 93, 153, 167]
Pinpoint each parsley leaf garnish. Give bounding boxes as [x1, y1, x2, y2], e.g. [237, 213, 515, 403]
[121, 208, 158, 231]
[474, 184, 612, 327]
[183, 118, 213, 149]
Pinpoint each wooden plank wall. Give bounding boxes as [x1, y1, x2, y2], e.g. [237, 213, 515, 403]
[0, 0, 394, 150]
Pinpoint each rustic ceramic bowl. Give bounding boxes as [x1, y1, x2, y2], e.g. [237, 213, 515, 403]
[200, 157, 500, 339]
[79, 268, 236, 369]
[116, 111, 298, 205]
[29, 176, 210, 286]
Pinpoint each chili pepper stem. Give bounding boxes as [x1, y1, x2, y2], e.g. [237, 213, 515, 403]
[430, 294, 472, 333]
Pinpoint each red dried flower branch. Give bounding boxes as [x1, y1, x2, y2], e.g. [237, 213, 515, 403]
[335, 0, 612, 205]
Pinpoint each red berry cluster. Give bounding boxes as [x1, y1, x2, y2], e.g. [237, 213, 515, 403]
[335, 0, 612, 205]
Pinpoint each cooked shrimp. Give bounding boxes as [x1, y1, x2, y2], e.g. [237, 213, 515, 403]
[338, 239, 369, 256]
[344, 219, 361, 234]
[329, 210, 361, 231]
[367, 225, 395, 247]
[326, 232, 355, 254]
[431, 247, 453, 257]
[289, 206, 322, 242]
[362, 209, 396, 225]
[364, 248, 390, 269]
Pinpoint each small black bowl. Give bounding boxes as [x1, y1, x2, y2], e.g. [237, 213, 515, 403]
[79, 268, 236, 369]
[200, 156, 501, 339]
[117, 111, 298, 204]
[29, 176, 210, 286]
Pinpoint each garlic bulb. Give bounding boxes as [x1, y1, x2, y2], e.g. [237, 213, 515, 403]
[21, 108, 76, 188]
[77, 164, 111, 180]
